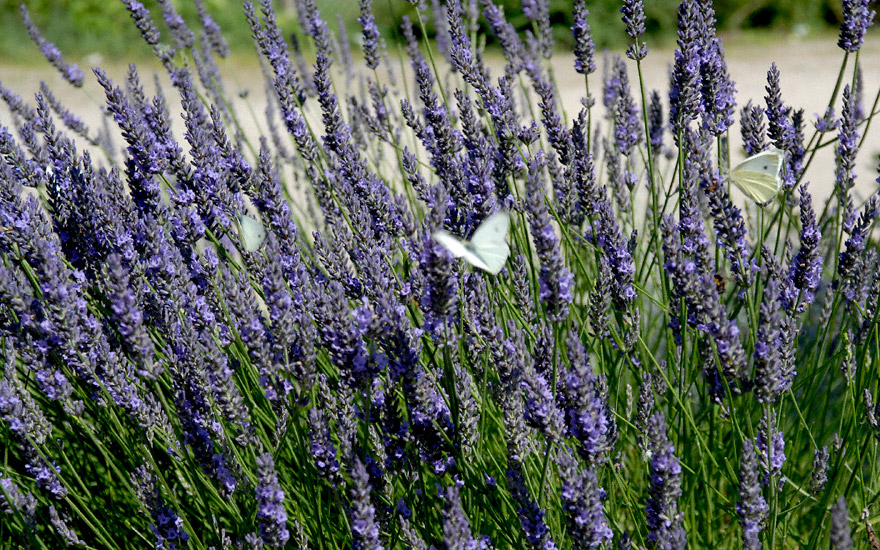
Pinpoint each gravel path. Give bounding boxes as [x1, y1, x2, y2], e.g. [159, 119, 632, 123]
[2, 35, 879, 205]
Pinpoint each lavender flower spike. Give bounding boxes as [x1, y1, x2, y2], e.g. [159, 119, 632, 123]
[839, 0, 875, 52]
[738, 440, 768, 550]
[572, 0, 596, 75]
[525, 153, 574, 322]
[830, 497, 853, 549]
[645, 412, 687, 549]
[557, 445, 613, 548]
[441, 485, 490, 549]
[19, 5, 84, 87]
[621, 0, 648, 60]
[255, 453, 290, 547]
[786, 183, 822, 310]
[358, 0, 381, 70]
[351, 458, 383, 550]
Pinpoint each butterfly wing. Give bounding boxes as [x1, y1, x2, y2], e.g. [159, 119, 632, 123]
[237, 214, 267, 252]
[468, 211, 510, 275]
[731, 149, 784, 206]
[433, 230, 493, 272]
[432, 230, 470, 258]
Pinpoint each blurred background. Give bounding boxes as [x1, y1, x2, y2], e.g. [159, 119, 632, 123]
[1, 0, 877, 62]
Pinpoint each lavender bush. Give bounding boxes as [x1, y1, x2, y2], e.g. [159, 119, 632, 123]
[1, 0, 879, 548]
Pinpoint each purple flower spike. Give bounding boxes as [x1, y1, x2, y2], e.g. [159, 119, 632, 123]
[522, 0, 553, 59]
[756, 412, 786, 486]
[621, 0, 648, 60]
[441, 485, 490, 550]
[572, 1, 596, 75]
[810, 446, 830, 494]
[351, 459, 383, 550]
[669, 0, 703, 138]
[839, 0, 875, 52]
[525, 153, 574, 322]
[645, 412, 687, 549]
[740, 101, 767, 156]
[830, 497, 853, 549]
[256, 453, 290, 547]
[607, 56, 642, 156]
[132, 466, 191, 550]
[559, 327, 616, 465]
[20, 5, 84, 87]
[737, 440, 768, 550]
[507, 460, 559, 550]
[700, 37, 736, 136]
[836, 85, 860, 216]
[786, 184, 822, 311]
[121, 0, 162, 47]
[358, 0, 381, 70]
[557, 445, 613, 549]
[753, 278, 790, 404]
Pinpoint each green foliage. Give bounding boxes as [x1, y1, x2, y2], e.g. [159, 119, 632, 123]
[0, 0, 867, 61]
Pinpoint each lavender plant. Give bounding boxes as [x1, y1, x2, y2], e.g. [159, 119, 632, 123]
[1, 0, 879, 548]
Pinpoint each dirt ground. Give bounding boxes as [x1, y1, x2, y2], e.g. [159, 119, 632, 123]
[1, 34, 879, 208]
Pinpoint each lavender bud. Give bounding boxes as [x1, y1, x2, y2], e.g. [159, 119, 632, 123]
[740, 101, 767, 156]
[754, 278, 786, 403]
[836, 85, 860, 213]
[668, 0, 703, 138]
[0, 474, 37, 525]
[786, 183, 822, 310]
[865, 390, 880, 441]
[522, 0, 553, 59]
[756, 412, 786, 486]
[131, 465, 191, 549]
[700, 37, 736, 136]
[810, 446, 830, 494]
[507, 460, 559, 550]
[738, 440, 768, 549]
[649, 90, 665, 155]
[607, 56, 642, 156]
[441, 485, 489, 549]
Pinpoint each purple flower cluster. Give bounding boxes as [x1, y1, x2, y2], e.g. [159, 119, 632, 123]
[525, 154, 574, 322]
[838, 0, 875, 52]
[620, 0, 648, 60]
[572, 1, 596, 75]
[557, 445, 613, 548]
[737, 441, 768, 549]
[644, 412, 686, 549]
[19, 5, 84, 87]
[2, 0, 879, 547]
[255, 453, 289, 547]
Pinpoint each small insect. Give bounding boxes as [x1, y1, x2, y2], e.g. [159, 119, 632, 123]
[730, 148, 785, 206]
[432, 211, 510, 275]
[713, 273, 726, 293]
[236, 213, 267, 252]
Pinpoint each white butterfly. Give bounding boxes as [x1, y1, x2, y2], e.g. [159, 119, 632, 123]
[730, 148, 785, 206]
[432, 211, 510, 275]
[236, 213, 267, 252]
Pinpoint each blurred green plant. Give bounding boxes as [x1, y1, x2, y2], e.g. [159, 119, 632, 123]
[0, 0, 874, 62]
